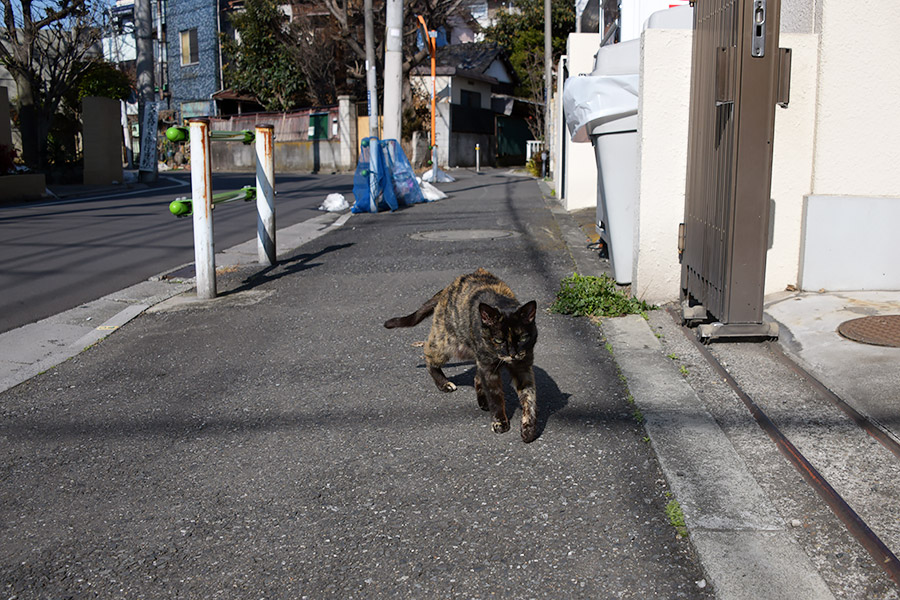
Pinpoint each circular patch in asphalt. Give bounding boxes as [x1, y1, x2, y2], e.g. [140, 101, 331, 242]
[837, 314, 900, 348]
[410, 229, 521, 242]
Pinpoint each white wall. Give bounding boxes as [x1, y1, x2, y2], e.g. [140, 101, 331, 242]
[411, 74, 452, 166]
[450, 77, 492, 110]
[811, 0, 899, 197]
[561, 33, 602, 211]
[798, 0, 900, 290]
[601, 0, 900, 303]
[633, 30, 819, 305]
[766, 34, 818, 293]
[633, 28, 692, 304]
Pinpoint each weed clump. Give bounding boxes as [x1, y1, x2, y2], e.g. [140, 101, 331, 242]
[665, 499, 688, 538]
[550, 273, 653, 318]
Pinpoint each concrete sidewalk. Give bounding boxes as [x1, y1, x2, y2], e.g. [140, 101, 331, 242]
[1, 169, 897, 598]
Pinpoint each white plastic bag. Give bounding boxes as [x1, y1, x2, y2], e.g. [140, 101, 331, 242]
[318, 193, 350, 212]
[416, 178, 448, 201]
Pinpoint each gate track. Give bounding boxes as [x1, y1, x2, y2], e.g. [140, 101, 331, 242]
[667, 307, 900, 587]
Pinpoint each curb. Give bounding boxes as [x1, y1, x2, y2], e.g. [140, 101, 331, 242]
[534, 179, 836, 598]
[603, 316, 835, 600]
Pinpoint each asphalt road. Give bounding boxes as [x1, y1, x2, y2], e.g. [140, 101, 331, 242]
[0, 170, 711, 598]
[0, 171, 354, 334]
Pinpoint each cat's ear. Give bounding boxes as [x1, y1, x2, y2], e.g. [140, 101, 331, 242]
[479, 303, 501, 326]
[517, 300, 537, 324]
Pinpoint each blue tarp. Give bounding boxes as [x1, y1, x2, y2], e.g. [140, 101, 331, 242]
[351, 138, 429, 213]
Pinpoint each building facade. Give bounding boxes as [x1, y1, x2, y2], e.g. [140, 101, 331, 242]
[165, 0, 221, 118]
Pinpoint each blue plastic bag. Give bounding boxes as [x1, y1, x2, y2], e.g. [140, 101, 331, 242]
[351, 138, 430, 213]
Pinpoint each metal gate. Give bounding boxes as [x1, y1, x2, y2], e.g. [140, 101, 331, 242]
[679, 0, 791, 341]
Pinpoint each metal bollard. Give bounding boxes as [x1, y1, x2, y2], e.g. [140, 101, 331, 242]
[431, 144, 438, 182]
[475, 143, 480, 173]
[189, 118, 216, 300]
[255, 124, 276, 266]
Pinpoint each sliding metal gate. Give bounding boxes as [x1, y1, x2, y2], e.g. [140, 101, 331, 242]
[679, 0, 790, 341]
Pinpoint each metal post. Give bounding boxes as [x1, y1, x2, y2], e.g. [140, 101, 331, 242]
[364, 0, 379, 139]
[383, 0, 403, 140]
[543, 0, 552, 162]
[135, 0, 157, 182]
[189, 118, 216, 299]
[475, 143, 480, 173]
[255, 124, 276, 266]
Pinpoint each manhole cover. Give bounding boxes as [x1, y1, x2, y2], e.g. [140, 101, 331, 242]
[410, 229, 521, 242]
[837, 315, 900, 348]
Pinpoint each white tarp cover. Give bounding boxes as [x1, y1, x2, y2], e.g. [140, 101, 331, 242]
[563, 73, 639, 143]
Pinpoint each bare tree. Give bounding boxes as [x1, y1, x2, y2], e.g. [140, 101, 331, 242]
[520, 49, 545, 141]
[286, 14, 339, 105]
[0, 0, 105, 169]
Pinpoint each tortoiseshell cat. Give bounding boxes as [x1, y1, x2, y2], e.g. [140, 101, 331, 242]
[384, 268, 539, 443]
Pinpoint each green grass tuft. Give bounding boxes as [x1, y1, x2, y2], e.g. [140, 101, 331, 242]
[550, 273, 654, 318]
[665, 500, 688, 538]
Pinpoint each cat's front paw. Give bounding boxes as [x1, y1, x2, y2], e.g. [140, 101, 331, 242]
[491, 419, 510, 434]
[521, 422, 537, 443]
[441, 382, 457, 392]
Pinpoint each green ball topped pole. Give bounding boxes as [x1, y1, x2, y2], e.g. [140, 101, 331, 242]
[169, 198, 192, 217]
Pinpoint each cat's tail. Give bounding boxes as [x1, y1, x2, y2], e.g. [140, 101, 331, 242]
[384, 291, 442, 329]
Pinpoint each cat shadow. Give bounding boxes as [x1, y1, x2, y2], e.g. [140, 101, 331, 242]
[442, 364, 570, 442]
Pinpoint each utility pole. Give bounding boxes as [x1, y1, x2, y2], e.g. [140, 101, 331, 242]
[544, 0, 552, 164]
[135, 0, 158, 182]
[364, 0, 379, 139]
[363, 0, 380, 209]
[382, 0, 403, 141]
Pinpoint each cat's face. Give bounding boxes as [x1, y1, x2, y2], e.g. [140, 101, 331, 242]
[478, 301, 538, 363]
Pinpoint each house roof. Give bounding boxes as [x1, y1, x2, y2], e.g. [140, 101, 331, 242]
[412, 42, 514, 87]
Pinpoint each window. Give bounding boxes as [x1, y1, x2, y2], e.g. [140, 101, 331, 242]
[460, 89, 482, 109]
[180, 29, 199, 66]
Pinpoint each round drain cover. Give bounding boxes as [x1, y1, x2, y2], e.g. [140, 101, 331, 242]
[837, 315, 900, 348]
[410, 229, 520, 242]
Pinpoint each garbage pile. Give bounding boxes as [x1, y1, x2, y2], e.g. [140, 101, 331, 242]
[351, 138, 431, 213]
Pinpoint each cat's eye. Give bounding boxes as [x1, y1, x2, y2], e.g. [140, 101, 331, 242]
[492, 338, 504, 345]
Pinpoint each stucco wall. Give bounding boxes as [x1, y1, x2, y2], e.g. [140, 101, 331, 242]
[766, 34, 818, 293]
[795, 0, 900, 290]
[633, 28, 692, 304]
[580, 0, 900, 302]
[450, 78, 492, 110]
[561, 33, 602, 211]
[812, 0, 899, 197]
